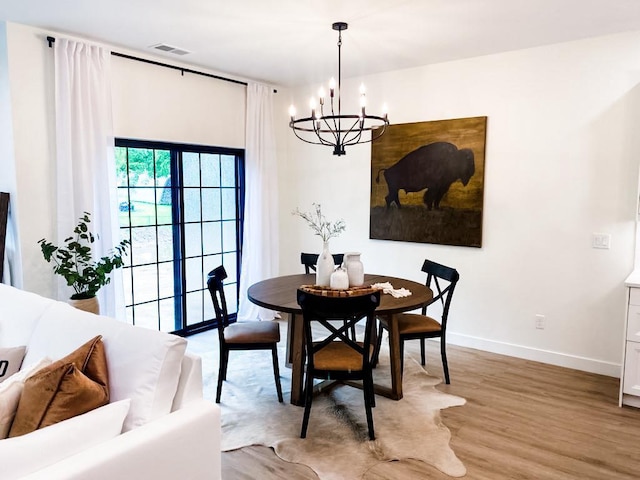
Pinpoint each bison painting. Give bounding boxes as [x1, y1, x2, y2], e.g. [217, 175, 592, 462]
[375, 142, 475, 210]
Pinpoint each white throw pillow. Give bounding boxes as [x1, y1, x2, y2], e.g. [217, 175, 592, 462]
[0, 399, 131, 480]
[0, 357, 52, 438]
[0, 346, 26, 382]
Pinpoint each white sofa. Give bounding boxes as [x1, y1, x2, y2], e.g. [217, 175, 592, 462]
[0, 284, 221, 479]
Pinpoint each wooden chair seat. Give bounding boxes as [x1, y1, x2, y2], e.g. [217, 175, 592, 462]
[396, 313, 442, 335]
[224, 321, 281, 344]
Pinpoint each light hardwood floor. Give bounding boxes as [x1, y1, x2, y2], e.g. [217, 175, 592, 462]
[188, 330, 640, 480]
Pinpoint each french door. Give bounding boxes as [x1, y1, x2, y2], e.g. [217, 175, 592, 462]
[115, 139, 244, 334]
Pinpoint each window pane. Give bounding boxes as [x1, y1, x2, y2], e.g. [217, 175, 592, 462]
[203, 294, 215, 322]
[132, 265, 157, 304]
[131, 227, 157, 266]
[221, 189, 236, 220]
[222, 220, 236, 252]
[159, 299, 176, 332]
[221, 155, 236, 187]
[134, 301, 159, 331]
[183, 152, 200, 187]
[129, 148, 155, 181]
[183, 188, 201, 223]
[184, 223, 202, 258]
[156, 188, 172, 225]
[185, 257, 203, 292]
[186, 291, 204, 326]
[155, 150, 171, 186]
[203, 222, 222, 255]
[202, 188, 221, 221]
[157, 226, 173, 262]
[158, 262, 174, 299]
[201, 154, 220, 187]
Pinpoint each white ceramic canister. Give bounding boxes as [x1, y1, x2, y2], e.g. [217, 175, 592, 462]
[330, 266, 349, 290]
[344, 252, 364, 287]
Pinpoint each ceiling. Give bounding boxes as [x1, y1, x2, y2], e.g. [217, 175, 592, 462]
[3, 0, 640, 88]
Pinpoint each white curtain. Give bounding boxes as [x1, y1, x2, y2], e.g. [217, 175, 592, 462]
[237, 83, 279, 321]
[54, 38, 123, 318]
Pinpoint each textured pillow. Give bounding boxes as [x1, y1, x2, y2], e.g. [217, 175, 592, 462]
[0, 358, 52, 439]
[8, 336, 109, 437]
[0, 399, 130, 480]
[0, 346, 26, 383]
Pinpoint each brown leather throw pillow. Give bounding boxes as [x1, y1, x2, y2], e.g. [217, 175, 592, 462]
[8, 335, 110, 437]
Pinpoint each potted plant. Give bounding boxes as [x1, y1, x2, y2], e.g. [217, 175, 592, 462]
[38, 212, 130, 314]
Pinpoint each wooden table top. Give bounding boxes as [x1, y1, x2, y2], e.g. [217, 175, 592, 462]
[247, 273, 433, 315]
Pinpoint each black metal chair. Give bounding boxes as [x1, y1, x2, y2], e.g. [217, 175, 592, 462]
[207, 265, 283, 403]
[300, 252, 345, 273]
[372, 259, 459, 384]
[297, 288, 380, 440]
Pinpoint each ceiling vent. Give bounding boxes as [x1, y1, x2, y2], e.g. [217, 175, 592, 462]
[149, 43, 191, 56]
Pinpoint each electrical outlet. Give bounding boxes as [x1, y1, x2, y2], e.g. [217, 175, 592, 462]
[535, 314, 545, 329]
[592, 233, 611, 249]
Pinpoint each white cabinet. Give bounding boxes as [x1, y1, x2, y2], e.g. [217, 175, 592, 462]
[621, 278, 640, 407]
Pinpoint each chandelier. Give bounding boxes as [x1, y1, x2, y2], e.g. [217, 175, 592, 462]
[288, 22, 389, 156]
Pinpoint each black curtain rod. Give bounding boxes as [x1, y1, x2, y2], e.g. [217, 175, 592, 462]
[46, 35, 276, 92]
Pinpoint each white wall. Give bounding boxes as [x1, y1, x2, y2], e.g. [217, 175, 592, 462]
[282, 31, 640, 376]
[3, 22, 247, 298]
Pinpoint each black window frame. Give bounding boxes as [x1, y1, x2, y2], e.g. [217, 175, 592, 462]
[115, 138, 245, 336]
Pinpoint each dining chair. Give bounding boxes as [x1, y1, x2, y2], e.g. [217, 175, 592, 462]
[300, 252, 345, 273]
[296, 288, 381, 440]
[372, 259, 459, 384]
[207, 265, 283, 403]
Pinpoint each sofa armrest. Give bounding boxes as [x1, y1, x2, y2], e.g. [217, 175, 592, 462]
[21, 399, 221, 480]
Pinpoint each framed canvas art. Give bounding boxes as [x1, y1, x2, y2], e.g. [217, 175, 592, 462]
[370, 116, 487, 247]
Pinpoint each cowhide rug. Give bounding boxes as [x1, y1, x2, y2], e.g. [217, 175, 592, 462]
[206, 337, 466, 479]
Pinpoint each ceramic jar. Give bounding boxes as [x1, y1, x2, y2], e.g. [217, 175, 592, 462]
[316, 241, 335, 287]
[330, 266, 349, 290]
[344, 252, 364, 287]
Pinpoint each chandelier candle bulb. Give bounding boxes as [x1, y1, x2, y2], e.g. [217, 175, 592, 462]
[329, 77, 336, 96]
[289, 105, 296, 120]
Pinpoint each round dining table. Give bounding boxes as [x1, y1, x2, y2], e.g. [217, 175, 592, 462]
[247, 273, 433, 405]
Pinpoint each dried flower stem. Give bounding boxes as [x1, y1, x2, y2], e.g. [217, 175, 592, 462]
[293, 203, 346, 243]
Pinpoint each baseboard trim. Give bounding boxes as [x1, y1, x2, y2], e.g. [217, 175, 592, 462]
[446, 332, 622, 378]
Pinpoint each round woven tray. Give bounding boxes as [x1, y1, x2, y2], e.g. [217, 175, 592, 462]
[299, 284, 381, 297]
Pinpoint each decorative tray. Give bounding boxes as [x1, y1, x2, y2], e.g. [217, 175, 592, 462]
[300, 284, 381, 297]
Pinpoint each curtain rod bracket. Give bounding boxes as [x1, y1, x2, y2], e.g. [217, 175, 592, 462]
[47, 36, 55, 48]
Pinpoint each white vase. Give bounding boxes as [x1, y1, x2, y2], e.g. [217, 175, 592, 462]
[330, 266, 349, 290]
[344, 252, 364, 287]
[316, 241, 335, 287]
